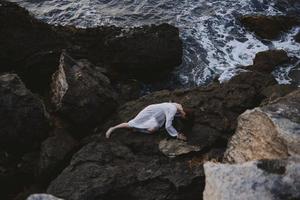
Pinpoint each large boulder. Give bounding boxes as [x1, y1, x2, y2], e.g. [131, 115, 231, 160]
[224, 89, 300, 163]
[51, 52, 118, 132]
[0, 73, 49, 153]
[47, 140, 205, 200]
[102, 24, 182, 80]
[38, 129, 78, 183]
[240, 15, 300, 40]
[250, 50, 290, 73]
[203, 157, 300, 200]
[0, 73, 49, 198]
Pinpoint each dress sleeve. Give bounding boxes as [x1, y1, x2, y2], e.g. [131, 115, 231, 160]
[165, 107, 178, 137]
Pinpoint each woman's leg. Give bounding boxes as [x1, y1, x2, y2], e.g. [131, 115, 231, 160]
[105, 122, 130, 138]
[147, 127, 158, 134]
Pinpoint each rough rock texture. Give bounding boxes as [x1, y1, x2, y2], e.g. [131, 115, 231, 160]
[250, 50, 290, 73]
[0, 150, 40, 200]
[47, 139, 205, 200]
[159, 139, 201, 158]
[51, 52, 118, 132]
[0, 73, 49, 153]
[0, 0, 182, 93]
[102, 24, 182, 80]
[260, 84, 298, 105]
[203, 158, 300, 200]
[38, 129, 78, 183]
[224, 89, 300, 163]
[240, 15, 300, 40]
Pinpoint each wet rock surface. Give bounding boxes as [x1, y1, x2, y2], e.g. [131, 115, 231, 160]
[240, 15, 300, 40]
[250, 50, 290, 73]
[203, 157, 300, 200]
[224, 89, 300, 163]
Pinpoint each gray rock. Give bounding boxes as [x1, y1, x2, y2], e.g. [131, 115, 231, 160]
[47, 140, 204, 200]
[0, 73, 49, 153]
[240, 15, 300, 40]
[51, 52, 117, 132]
[159, 139, 201, 158]
[203, 157, 300, 200]
[38, 129, 78, 182]
[224, 89, 300, 163]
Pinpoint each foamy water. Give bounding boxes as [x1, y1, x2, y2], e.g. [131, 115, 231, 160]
[10, 0, 300, 86]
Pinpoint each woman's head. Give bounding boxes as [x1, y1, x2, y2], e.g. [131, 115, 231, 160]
[182, 107, 194, 120]
[174, 103, 194, 120]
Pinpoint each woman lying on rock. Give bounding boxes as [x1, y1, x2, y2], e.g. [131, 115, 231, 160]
[105, 102, 192, 141]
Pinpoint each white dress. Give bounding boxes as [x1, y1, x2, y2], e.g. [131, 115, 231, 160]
[128, 102, 179, 137]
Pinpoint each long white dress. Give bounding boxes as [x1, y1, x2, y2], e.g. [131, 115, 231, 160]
[128, 102, 179, 137]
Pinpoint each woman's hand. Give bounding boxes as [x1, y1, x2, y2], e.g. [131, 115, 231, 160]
[177, 133, 187, 141]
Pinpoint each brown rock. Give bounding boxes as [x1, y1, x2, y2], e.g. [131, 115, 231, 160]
[250, 50, 290, 73]
[240, 15, 300, 40]
[224, 89, 300, 163]
[50, 52, 118, 133]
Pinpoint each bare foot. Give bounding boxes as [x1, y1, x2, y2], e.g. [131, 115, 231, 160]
[105, 127, 114, 139]
[177, 133, 187, 141]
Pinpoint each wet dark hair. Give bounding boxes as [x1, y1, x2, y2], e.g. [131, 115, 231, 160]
[183, 107, 195, 121]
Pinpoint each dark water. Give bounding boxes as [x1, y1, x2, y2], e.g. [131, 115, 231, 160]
[9, 0, 300, 86]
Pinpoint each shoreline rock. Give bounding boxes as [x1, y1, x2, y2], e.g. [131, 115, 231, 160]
[249, 50, 290, 73]
[50, 52, 118, 133]
[224, 89, 300, 163]
[0, 73, 49, 153]
[203, 157, 300, 200]
[240, 15, 300, 40]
